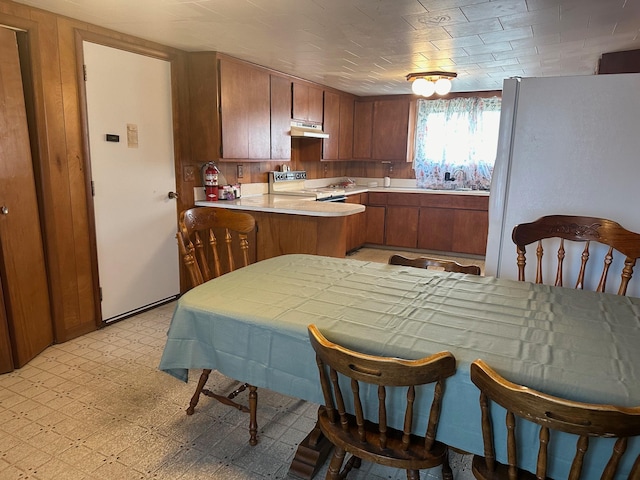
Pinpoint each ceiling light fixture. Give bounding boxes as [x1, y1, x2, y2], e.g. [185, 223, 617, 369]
[406, 71, 457, 97]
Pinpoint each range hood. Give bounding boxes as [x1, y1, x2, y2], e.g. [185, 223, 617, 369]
[290, 120, 329, 139]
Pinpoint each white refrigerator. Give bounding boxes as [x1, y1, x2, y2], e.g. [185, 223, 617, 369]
[485, 73, 640, 297]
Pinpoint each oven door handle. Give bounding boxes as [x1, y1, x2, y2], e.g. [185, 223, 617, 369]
[318, 196, 347, 203]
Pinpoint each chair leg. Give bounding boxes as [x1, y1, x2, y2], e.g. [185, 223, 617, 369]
[326, 447, 346, 480]
[248, 385, 258, 446]
[406, 470, 420, 480]
[186, 369, 211, 415]
[339, 455, 361, 478]
[441, 449, 453, 480]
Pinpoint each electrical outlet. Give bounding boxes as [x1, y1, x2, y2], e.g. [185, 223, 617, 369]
[183, 165, 196, 182]
[237, 164, 244, 178]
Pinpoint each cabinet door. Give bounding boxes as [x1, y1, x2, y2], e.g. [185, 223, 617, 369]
[365, 205, 386, 245]
[451, 209, 489, 255]
[292, 83, 323, 123]
[417, 207, 453, 252]
[219, 58, 270, 159]
[270, 75, 292, 160]
[338, 95, 354, 160]
[345, 194, 366, 252]
[308, 87, 324, 123]
[353, 101, 373, 159]
[386, 206, 419, 248]
[322, 91, 340, 160]
[372, 99, 410, 161]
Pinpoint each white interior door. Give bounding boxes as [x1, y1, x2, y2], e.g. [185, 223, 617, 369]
[84, 41, 179, 322]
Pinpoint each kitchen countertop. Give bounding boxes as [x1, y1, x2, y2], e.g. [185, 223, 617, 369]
[195, 195, 365, 217]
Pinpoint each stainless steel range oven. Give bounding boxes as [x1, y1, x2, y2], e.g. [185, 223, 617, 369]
[268, 171, 346, 201]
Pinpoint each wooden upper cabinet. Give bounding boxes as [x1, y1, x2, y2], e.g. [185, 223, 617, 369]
[187, 52, 220, 163]
[353, 100, 373, 159]
[353, 97, 411, 162]
[323, 92, 355, 161]
[270, 75, 292, 161]
[338, 95, 354, 160]
[372, 98, 411, 161]
[292, 82, 323, 123]
[322, 90, 340, 160]
[219, 57, 271, 159]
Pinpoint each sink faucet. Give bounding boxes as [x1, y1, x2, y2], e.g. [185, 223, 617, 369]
[452, 168, 466, 184]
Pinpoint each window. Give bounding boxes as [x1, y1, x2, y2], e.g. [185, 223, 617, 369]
[413, 96, 501, 190]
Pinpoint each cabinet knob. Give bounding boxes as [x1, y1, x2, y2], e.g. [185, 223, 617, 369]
[1, 206, 8, 215]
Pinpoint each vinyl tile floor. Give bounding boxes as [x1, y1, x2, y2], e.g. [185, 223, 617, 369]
[0, 248, 481, 480]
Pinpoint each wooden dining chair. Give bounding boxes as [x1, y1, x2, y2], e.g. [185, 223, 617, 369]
[177, 207, 259, 445]
[470, 359, 640, 480]
[389, 254, 481, 275]
[511, 215, 640, 295]
[308, 324, 456, 480]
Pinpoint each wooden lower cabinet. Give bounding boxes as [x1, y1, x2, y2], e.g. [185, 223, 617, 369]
[417, 207, 452, 252]
[365, 206, 385, 245]
[418, 206, 488, 255]
[365, 192, 489, 255]
[386, 206, 419, 249]
[345, 194, 366, 252]
[250, 211, 347, 260]
[451, 209, 489, 255]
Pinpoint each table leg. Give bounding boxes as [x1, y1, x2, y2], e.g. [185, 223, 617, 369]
[288, 420, 333, 479]
[249, 385, 258, 446]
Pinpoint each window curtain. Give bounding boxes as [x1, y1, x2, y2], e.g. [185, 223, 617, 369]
[413, 96, 501, 190]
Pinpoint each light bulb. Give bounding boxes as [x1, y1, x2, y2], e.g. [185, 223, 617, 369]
[412, 78, 435, 97]
[434, 77, 452, 95]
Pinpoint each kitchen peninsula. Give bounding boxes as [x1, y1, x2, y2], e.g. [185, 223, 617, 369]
[195, 195, 365, 260]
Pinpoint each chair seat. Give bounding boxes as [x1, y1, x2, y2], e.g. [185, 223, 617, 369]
[318, 407, 449, 470]
[472, 455, 541, 480]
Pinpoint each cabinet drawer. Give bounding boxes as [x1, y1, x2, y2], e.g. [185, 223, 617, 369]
[420, 194, 489, 210]
[387, 193, 421, 206]
[367, 192, 387, 206]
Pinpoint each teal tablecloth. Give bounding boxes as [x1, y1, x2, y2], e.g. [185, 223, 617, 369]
[159, 254, 640, 479]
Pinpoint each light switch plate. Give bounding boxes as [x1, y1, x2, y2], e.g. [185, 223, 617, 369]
[184, 165, 196, 182]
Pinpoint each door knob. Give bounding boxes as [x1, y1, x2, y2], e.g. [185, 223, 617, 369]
[168, 191, 179, 200]
[0, 206, 8, 215]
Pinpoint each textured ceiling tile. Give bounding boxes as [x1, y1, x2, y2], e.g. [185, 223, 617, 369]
[464, 41, 513, 56]
[498, 6, 560, 30]
[443, 17, 503, 37]
[460, 0, 528, 22]
[403, 8, 469, 29]
[431, 34, 483, 49]
[479, 26, 533, 44]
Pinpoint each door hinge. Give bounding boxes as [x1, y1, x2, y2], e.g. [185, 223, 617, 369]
[83, 64, 87, 81]
[91, 180, 95, 196]
[99, 287, 103, 301]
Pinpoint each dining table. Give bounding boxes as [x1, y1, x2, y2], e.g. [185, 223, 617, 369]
[158, 253, 640, 479]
